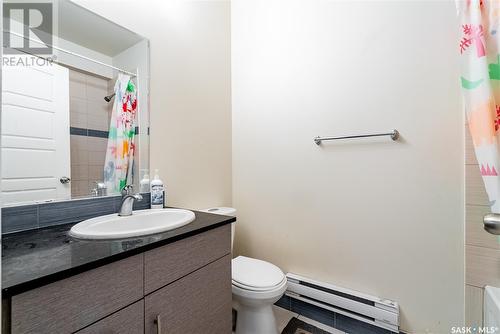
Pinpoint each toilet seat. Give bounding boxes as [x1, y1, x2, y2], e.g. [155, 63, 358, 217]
[232, 276, 287, 301]
[232, 276, 287, 292]
[232, 256, 286, 292]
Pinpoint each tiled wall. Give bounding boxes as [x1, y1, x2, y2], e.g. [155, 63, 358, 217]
[465, 123, 500, 326]
[275, 296, 397, 334]
[69, 69, 112, 197]
[2, 193, 151, 234]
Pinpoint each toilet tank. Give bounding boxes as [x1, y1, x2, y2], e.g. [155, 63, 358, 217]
[200, 207, 236, 250]
[485, 286, 500, 327]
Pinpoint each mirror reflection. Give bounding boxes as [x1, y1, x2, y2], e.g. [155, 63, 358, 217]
[2, 0, 150, 206]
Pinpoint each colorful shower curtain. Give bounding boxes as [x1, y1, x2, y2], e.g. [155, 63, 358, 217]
[104, 73, 137, 194]
[459, 0, 500, 212]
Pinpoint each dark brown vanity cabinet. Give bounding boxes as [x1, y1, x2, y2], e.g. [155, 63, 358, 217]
[145, 255, 231, 334]
[5, 225, 232, 334]
[76, 300, 145, 334]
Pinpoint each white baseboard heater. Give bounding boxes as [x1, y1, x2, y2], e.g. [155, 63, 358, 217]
[286, 273, 399, 333]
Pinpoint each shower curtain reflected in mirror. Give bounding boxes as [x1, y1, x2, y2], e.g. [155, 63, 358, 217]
[104, 73, 137, 194]
[459, 0, 500, 213]
[459, 0, 500, 327]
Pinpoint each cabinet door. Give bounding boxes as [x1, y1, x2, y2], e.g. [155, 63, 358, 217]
[76, 300, 144, 334]
[144, 224, 230, 294]
[145, 255, 231, 334]
[11, 254, 143, 334]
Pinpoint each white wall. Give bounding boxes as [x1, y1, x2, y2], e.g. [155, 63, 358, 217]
[55, 36, 114, 78]
[73, 0, 232, 209]
[231, 1, 464, 332]
[3, 30, 114, 78]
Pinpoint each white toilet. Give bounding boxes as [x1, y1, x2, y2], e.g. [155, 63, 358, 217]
[200, 207, 287, 334]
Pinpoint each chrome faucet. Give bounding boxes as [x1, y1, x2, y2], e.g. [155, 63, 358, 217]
[118, 185, 143, 216]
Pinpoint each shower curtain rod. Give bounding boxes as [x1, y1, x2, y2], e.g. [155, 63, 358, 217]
[6, 31, 137, 77]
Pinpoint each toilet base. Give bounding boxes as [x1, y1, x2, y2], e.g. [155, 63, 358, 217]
[235, 304, 278, 334]
[231, 256, 287, 334]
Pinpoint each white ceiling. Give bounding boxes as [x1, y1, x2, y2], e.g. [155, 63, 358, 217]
[57, 0, 145, 57]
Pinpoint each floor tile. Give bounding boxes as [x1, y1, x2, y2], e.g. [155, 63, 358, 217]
[273, 305, 298, 332]
[298, 315, 346, 334]
[336, 313, 393, 334]
[290, 298, 335, 327]
[275, 295, 292, 310]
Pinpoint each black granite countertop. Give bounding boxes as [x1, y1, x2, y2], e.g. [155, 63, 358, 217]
[2, 209, 235, 297]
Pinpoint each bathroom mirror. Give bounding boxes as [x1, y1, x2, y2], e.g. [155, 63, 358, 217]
[1, 0, 150, 206]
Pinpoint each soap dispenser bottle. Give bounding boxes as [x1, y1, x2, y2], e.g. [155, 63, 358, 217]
[150, 169, 164, 209]
[140, 169, 150, 193]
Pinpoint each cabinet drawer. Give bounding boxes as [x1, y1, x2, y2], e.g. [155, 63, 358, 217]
[11, 254, 143, 334]
[144, 224, 230, 294]
[76, 300, 144, 334]
[145, 254, 232, 334]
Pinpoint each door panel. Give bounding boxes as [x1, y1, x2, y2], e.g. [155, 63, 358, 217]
[1, 59, 71, 205]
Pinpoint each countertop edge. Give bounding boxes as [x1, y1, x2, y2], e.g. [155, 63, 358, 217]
[2, 216, 236, 297]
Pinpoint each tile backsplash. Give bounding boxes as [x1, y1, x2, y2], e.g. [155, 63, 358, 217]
[2, 194, 151, 234]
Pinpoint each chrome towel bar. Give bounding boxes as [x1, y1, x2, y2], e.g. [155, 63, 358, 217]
[314, 129, 400, 145]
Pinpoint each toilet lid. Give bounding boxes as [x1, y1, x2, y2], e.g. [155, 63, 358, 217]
[232, 256, 285, 290]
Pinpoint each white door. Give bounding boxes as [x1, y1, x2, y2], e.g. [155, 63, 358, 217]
[1, 58, 71, 205]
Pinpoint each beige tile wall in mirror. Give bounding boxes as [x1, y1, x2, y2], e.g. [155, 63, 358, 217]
[69, 69, 112, 197]
[465, 122, 500, 326]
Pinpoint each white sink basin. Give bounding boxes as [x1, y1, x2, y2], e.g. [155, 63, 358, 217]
[69, 209, 196, 240]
